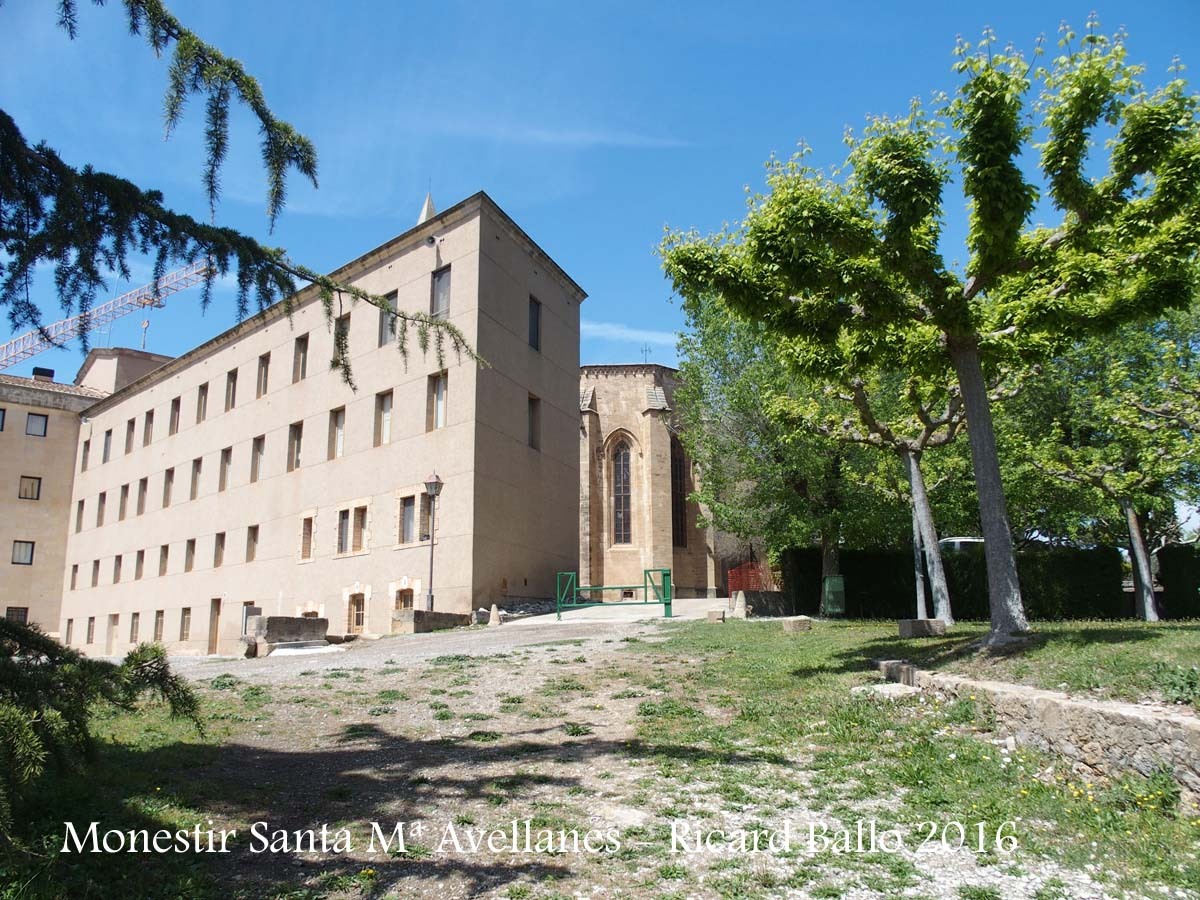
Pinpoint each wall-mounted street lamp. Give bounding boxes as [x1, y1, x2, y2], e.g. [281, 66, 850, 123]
[424, 472, 444, 611]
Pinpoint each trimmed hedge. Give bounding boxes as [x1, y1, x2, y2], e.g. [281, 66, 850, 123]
[780, 544, 1130, 620]
[1158, 544, 1200, 620]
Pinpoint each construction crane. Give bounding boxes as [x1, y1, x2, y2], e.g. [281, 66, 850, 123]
[0, 260, 212, 371]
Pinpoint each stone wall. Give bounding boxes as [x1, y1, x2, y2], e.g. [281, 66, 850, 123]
[876, 659, 1200, 810]
[391, 609, 472, 634]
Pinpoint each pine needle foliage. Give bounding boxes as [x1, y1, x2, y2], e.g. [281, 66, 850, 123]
[0, 0, 478, 387]
[0, 618, 201, 843]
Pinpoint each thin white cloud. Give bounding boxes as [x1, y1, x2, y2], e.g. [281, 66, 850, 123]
[581, 320, 678, 346]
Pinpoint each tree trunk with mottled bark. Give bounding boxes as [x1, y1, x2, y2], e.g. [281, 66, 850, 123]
[1120, 497, 1160, 622]
[818, 529, 840, 616]
[948, 339, 1029, 638]
[901, 447, 953, 625]
[910, 502, 930, 620]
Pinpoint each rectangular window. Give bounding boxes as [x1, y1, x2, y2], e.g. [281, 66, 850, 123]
[256, 353, 270, 398]
[118, 483, 129, 520]
[70, 563, 78, 590]
[334, 313, 351, 352]
[75, 499, 84, 533]
[11, 541, 34, 565]
[420, 492, 433, 541]
[0, 408, 5, 431]
[671, 439, 688, 548]
[287, 422, 303, 472]
[377, 292, 398, 347]
[337, 508, 350, 554]
[129, 612, 139, 643]
[427, 372, 447, 431]
[125, 418, 135, 453]
[5, 607, 29, 625]
[529, 296, 542, 350]
[158, 544, 169, 576]
[293, 334, 309, 382]
[135, 549, 144, 580]
[246, 525, 259, 562]
[26, 413, 48, 437]
[250, 435, 265, 483]
[190, 458, 202, 500]
[300, 516, 314, 560]
[143, 410, 154, 446]
[169, 396, 181, 435]
[18, 476, 41, 500]
[80, 439, 90, 471]
[65, 619, 73, 644]
[196, 383, 208, 423]
[137, 477, 148, 515]
[215, 447, 231, 491]
[528, 395, 541, 450]
[162, 467, 174, 507]
[400, 495, 416, 543]
[352, 505, 367, 552]
[86, 617, 95, 644]
[179, 607, 191, 641]
[394, 589, 414, 610]
[102, 428, 112, 462]
[374, 391, 393, 447]
[213, 532, 225, 568]
[153, 610, 164, 642]
[431, 266, 451, 318]
[224, 369, 238, 411]
[328, 407, 346, 460]
[112, 555, 122, 583]
[91, 559, 99, 586]
[96, 491, 106, 527]
[184, 539, 195, 572]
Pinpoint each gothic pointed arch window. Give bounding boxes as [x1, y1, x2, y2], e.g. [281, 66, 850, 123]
[612, 439, 632, 544]
[671, 436, 687, 548]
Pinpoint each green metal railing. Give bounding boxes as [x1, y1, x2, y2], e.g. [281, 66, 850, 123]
[555, 568, 672, 620]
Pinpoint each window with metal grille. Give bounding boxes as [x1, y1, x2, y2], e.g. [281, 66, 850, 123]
[612, 440, 632, 544]
[671, 437, 688, 547]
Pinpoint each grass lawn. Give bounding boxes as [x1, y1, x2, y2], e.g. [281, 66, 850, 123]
[3, 619, 1198, 899]
[862, 618, 1200, 706]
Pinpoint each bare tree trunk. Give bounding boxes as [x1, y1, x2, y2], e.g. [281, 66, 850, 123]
[910, 502, 929, 620]
[818, 528, 840, 616]
[948, 339, 1028, 638]
[901, 447, 954, 625]
[1120, 497, 1159, 622]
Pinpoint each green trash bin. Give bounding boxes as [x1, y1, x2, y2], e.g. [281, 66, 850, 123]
[822, 575, 846, 618]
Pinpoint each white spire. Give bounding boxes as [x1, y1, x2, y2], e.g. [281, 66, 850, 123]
[418, 192, 436, 225]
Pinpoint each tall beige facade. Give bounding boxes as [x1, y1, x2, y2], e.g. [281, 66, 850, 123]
[0, 371, 107, 632]
[57, 193, 584, 656]
[579, 364, 718, 598]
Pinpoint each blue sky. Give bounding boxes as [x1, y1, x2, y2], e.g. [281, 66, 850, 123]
[2, 0, 1197, 378]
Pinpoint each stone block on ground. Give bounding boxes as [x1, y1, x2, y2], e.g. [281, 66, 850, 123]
[782, 616, 813, 633]
[707, 609, 726, 623]
[899, 618, 947, 638]
[488, 604, 501, 627]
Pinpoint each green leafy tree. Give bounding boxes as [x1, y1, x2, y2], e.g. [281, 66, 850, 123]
[1011, 310, 1200, 620]
[769, 366, 970, 623]
[1, 0, 476, 384]
[675, 296, 908, 611]
[662, 21, 1200, 640]
[0, 620, 200, 842]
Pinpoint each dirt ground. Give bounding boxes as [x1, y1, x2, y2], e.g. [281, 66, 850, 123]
[158, 615, 1146, 900]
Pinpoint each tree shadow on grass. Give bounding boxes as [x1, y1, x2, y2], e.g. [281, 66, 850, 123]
[788, 622, 1197, 686]
[9, 713, 783, 899]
